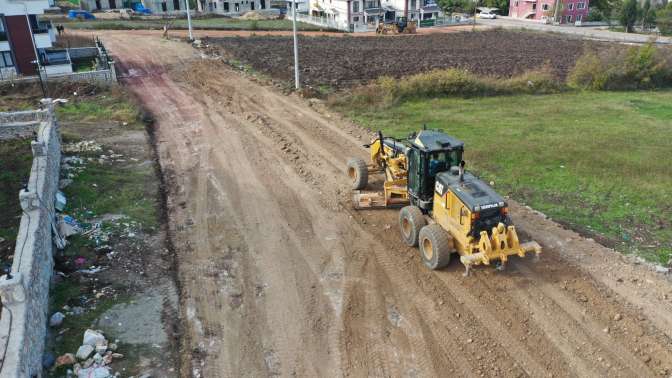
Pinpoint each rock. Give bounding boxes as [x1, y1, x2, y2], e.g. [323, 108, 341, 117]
[76, 345, 94, 360]
[83, 329, 106, 346]
[93, 353, 103, 364]
[77, 366, 112, 378]
[655, 266, 670, 274]
[108, 343, 117, 351]
[72, 306, 85, 315]
[467, 338, 473, 343]
[138, 374, 152, 378]
[50, 312, 65, 327]
[111, 353, 124, 359]
[82, 357, 94, 369]
[643, 355, 652, 363]
[603, 327, 610, 333]
[96, 343, 107, 354]
[56, 353, 76, 367]
[614, 313, 622, 321]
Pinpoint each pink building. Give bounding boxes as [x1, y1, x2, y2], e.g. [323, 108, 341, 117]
[508, 0, 589, 24]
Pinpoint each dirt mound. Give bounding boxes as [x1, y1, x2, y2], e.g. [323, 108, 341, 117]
[211, 30, 603, 87]
[239, 11, 272, 20]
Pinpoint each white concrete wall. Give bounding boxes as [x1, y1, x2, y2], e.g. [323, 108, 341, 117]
[44, 63, 72, 75]
[33, 32, 51, 48]
[0, 0, 50, 16]
[0, 101, 60, 378]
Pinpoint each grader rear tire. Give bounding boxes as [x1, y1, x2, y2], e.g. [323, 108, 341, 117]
[347, 158, 368, 190]
[419, 224, 453, 270]
[399, 206, 426, 247]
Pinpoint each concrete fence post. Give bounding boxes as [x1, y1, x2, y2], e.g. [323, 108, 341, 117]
[109, 60, 117, 83]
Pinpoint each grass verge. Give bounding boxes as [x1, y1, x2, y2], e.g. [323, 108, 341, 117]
[0, 138, 33, 266]
[335, 90, 672, 264]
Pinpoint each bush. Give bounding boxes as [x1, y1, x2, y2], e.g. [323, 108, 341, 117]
[658, 5, 672, 36]
[330, 67, 562, 108]
[568, 44, 672, 90]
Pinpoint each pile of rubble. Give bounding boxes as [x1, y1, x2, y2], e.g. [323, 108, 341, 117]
[53, 329, 123, 377]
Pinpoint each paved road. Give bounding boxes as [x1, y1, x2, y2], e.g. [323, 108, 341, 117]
[477, 17, 672, 44]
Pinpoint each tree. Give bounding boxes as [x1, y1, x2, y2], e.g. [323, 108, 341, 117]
[658, 3, 672, 35]
[619, 0, 640, 32]
[641, 0, 656, 30]
[545, 1, 563, 23]
[437, 0, 474, 13]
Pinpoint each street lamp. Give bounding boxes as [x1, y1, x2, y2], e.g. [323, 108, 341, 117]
[185, 0, 194, 41]
[292, 0, 300, 89]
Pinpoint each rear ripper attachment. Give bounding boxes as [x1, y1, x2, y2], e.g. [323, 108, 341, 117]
[347, 129, 542, 273]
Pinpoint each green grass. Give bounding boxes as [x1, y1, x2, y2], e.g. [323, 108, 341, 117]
[62, 17, 329, 31]
[57, 94, 140, 125]
[0, 139, 33, 254]
[338, 90, 672, 264]
[62, 158, 159, 231]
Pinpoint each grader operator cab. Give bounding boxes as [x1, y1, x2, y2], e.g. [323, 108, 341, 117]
[346, 129, 541, 273]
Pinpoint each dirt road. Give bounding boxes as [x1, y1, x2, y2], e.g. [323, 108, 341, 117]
[100, 30, 672, 377]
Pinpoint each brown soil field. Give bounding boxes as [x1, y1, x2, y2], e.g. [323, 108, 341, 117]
[210, 30, 595, 87]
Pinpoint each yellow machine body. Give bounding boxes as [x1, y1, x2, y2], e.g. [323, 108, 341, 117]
[431, 190, 541, 269]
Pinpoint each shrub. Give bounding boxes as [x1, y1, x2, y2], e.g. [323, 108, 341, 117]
[568, 44, 672, 90]
[329, 67, 562, 108]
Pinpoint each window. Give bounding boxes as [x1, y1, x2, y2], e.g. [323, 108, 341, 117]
[0, 52, 14, 68]
[224, 2, 229, 11]
[576, 14, 582, 21]
[567, 2, 573, 10]
[235, 2, 239, 11]
[514, 1, 518, 6]
[353, 16, 359, 21]
[542, 3, 549, 10]
[353, 0, 359, 12]
[565, 14, 572, 22]
[577, 2, 585, 8]
[532, 3, 536, 10]
[411, 0, 416, 8]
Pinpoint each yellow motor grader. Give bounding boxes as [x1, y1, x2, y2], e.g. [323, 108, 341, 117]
[347, 129, 541, 273]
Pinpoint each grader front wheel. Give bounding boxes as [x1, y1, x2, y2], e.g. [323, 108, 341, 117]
[347, 158, 369, 190]
[419, 224, 453, 270]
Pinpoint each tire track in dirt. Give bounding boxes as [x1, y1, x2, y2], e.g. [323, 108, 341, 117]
[100, 31, 672, 378]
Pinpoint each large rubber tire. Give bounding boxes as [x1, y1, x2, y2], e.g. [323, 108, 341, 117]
[347, 158, 368, 190]
[419, 224, 453, 270]
[399, 206, 426, 247]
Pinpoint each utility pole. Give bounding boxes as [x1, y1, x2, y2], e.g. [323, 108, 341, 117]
[185, 0, 194, 41]
[292, 0, 300, 89]
[553, 0, 560, 24]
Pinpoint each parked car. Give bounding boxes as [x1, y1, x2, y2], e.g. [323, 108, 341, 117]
[478, 11, 496, 19]
[67, 10, 96, 20]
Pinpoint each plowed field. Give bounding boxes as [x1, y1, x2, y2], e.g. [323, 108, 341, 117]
[211, 30, 595, 87]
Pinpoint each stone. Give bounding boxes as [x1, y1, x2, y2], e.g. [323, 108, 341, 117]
[93, 353, 103, 364]
[614, 313, 622, 321]
[82, 358, 94, 369]
[108, 343, 117, 351]
[76, 345, 95, 360]
[96, 342, 108, 354]
[83, 329, 106, 346]
[111, 353, 124, 359]
[655, 266, 670, 274]
[55, 353, 76, 367]
[77, 366, 112, 378]
[50, 311, 65, 327]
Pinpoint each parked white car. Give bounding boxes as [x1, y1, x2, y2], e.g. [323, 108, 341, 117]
[478, 12, 497, 19]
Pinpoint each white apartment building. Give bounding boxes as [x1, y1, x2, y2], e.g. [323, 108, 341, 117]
[0, 0, 59, 78]
[306, 0, 442, 29]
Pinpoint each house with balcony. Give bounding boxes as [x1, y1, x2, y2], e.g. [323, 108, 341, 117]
[0, 0, 70, 79]
[508, 0, 589, 24]
[302, 0, 441, 30]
